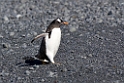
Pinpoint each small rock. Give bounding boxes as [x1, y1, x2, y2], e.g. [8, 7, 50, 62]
[102, 30, 106, 33]
[81, 56, 87, 59]
[97, 18, 103, 23]
[87, 4, 91, 7]
[95, 34, 100, 38]
[42, 30, 46, 32]
[34, 45, 40, 48]
[108, 11, 112, 15]
[3, 44, 7, 48]
[17, 77, 22, 80]
[21, 0, 27, 3]
[32, 31, 37, 36]
[32, 70, 36, 73]
[27, 33, 31, 37]
[2, 43, 11, 48]
[79, 34, 83, 36]
[70, 50, 74, 53]
[29, 67, 34, 70]
[53, 1, 60, 4]
[21, 34, 26, 37]
[102, 80, 106, 82]
[33, 65, 39, 69]
[61, 68, 67, 72]
[81, 15, 85, 19]
[122, 21, 124, 25]
[9, 32, 15, 36]
[21, 43, 27, 48]
[69, 27, 77, 32]
[88, 54, 92, 57]
[41, 79, 45, 82]
[16, 14, 22, 19]
[47, 71, 57, 77]
[118, 29, 124, 34]
[0, 70, 9, 76]
[65, 33, 70, 36]
[4, 73, 9, 76]
[0, 34, 3, 38]
[25, 70, 30, 75]
[4, 16, 9, 23]
[111, 23, 117, 27]
[64, 16, 70, 21]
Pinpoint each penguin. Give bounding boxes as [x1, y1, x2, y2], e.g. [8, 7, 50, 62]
[31, 18, 68, 64]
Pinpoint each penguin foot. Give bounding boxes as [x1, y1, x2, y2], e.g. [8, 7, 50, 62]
[41, 61, 50, 65]
[39, 59, 50, 65]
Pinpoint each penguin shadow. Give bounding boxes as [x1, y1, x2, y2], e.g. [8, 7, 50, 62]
[19, 56, 50, 66]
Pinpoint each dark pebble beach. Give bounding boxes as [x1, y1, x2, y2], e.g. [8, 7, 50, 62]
[0, 0, 124, 83]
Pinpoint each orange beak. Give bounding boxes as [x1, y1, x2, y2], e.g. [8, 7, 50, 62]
[63, 22, 68, 25]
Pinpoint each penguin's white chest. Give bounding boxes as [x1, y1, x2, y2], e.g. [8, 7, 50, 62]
[45, 28, 61, 63]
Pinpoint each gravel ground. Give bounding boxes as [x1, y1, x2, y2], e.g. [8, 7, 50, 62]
[0, 0, 124, 83]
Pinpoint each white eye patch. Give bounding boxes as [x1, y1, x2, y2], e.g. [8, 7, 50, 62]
[57, 18, 61, 23]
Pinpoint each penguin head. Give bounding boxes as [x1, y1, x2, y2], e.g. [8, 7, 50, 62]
[56, 18, 68, 25]
[46, 18, 68, 32]
[50, 18, 68, 27]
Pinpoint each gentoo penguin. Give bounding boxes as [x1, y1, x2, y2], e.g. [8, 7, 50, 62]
[31, 18, 68, 64]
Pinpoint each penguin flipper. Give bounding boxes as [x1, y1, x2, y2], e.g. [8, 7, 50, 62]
[31, 33, 48, 43]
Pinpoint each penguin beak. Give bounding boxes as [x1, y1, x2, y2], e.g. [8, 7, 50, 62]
[62, 22, 68, 25]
